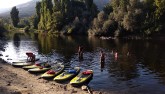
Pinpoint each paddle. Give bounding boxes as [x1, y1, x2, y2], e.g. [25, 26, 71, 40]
[77, 74, 83, 82]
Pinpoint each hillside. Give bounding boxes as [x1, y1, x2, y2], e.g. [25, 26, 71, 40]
[0, 0, 109, 18]
[0, 0, 40, 18]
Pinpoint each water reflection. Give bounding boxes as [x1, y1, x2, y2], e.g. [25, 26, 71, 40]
[13, 33, 20, 48]
[1, 34, 165, 94]
[100, 61, 105, 72]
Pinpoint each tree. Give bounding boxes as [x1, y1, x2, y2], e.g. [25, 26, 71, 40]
[84, 0, 93, 10]
[36, 2, 41, 18]
[30, 15, 39, 29]
[155, 0, 165, 20]
[37, 0, 97, 34]
[51, 11, 64, 31]
[38, 0, 53, 30]
[103, 3, 113, 15]
[10, 6, 19, 27]
[45, 0, 53, 14]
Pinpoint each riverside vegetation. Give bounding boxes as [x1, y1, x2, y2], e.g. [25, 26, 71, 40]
[0, 0, 165, 37]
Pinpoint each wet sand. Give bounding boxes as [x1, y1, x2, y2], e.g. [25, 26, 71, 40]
[0, 59, 104, 94]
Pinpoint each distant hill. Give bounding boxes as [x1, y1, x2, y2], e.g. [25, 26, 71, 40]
[0, 0, 109, 18]
[0, 0, 40, 18]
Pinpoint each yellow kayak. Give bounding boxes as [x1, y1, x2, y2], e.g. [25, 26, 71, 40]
[70, 70, 93, 86]
[41, 64, 65, 78]
[22, 62, 48, 70]
[28, 64, 51, 73]
[54, 67, 80, 81]
[22, 64, 38, 70]
[12, 62, 33, 67]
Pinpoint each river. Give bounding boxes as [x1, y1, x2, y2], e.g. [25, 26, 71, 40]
[1, 33, 165, 94]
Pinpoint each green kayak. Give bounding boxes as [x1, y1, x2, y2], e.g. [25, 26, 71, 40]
[70, 70, 93, 86]
[41, 64, 65, 79]
[54, 67, 80, 81]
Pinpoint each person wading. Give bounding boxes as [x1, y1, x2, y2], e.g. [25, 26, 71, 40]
[100, 50, 105, 72]
[100, 50, 105, 63]
[78, 46, 84, 59]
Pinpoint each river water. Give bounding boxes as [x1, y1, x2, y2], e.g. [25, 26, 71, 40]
[1, 33, 165, 94]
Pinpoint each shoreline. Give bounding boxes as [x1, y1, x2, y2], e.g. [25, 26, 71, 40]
[0, 59, 103, 94]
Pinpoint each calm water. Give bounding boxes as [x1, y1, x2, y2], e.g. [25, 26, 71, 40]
[1, 33, 165, 94]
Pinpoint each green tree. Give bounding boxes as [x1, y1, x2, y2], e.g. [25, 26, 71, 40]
[103, 3, 113, 15]
[51, 11, 64, 31]
[10, 6, 19, 27]
[84, 0, 93, 10]
[38, 0, 53, 30]
[30, 15, 39, 29]
[155, 0, 165, 19]
[37, 0, 97, 34]
[35, 1, 41, 29]
[36, 2, 41, 18]
[45, 0, 53, 14]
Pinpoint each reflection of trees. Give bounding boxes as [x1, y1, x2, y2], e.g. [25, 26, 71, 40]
[88, 36, 116, 50]
[134, 40, 165, 84]
[38, 34, 53, 54]
[106, 39, 139, 81]
[37, 35, 165, 84]
[38, 35, 88, 58]
[108, 58, 138, 81]
[0, 39, 7, 52]
[88, 37, 139, 81]
[38, 35, 140, 81]
[113, 39, 165, 84]
[13, 33, 20, 48]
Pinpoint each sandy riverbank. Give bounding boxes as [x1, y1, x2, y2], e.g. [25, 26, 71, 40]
[0, 59, 105, 94]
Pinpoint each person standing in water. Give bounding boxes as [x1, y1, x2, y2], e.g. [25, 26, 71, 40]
[100, 50, 105, 63]
[114, 52, 118, 61]
[100, 50, 105, 72]
[78, 46, 84, 59]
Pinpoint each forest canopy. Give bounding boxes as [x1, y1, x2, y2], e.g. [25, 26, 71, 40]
[88, 0, 165, 36]
[36, 0, 98, 35]
[1, 0, 165, 37]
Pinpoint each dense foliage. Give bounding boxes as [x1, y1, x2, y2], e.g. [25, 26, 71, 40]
[36, 0, 98, 35]
[1, 0, 165, 37]
[10, 6, 19, 27]
[88, 0, 165, 37]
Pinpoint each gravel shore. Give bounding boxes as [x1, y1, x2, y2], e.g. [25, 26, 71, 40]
[0, 59, 104, 94]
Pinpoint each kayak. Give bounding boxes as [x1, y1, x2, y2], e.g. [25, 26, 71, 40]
[28, 63, 51, 73]
[12, 58, 40, 67]
[12, 62, 33, 67]
[54, 67, 80, 81]
[22, 62, 48, 70]
[22, 64, 39, 70]
[70, 70, 93, 86]
[41, 64, 65, 78]
[19, 58, 40, 62]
